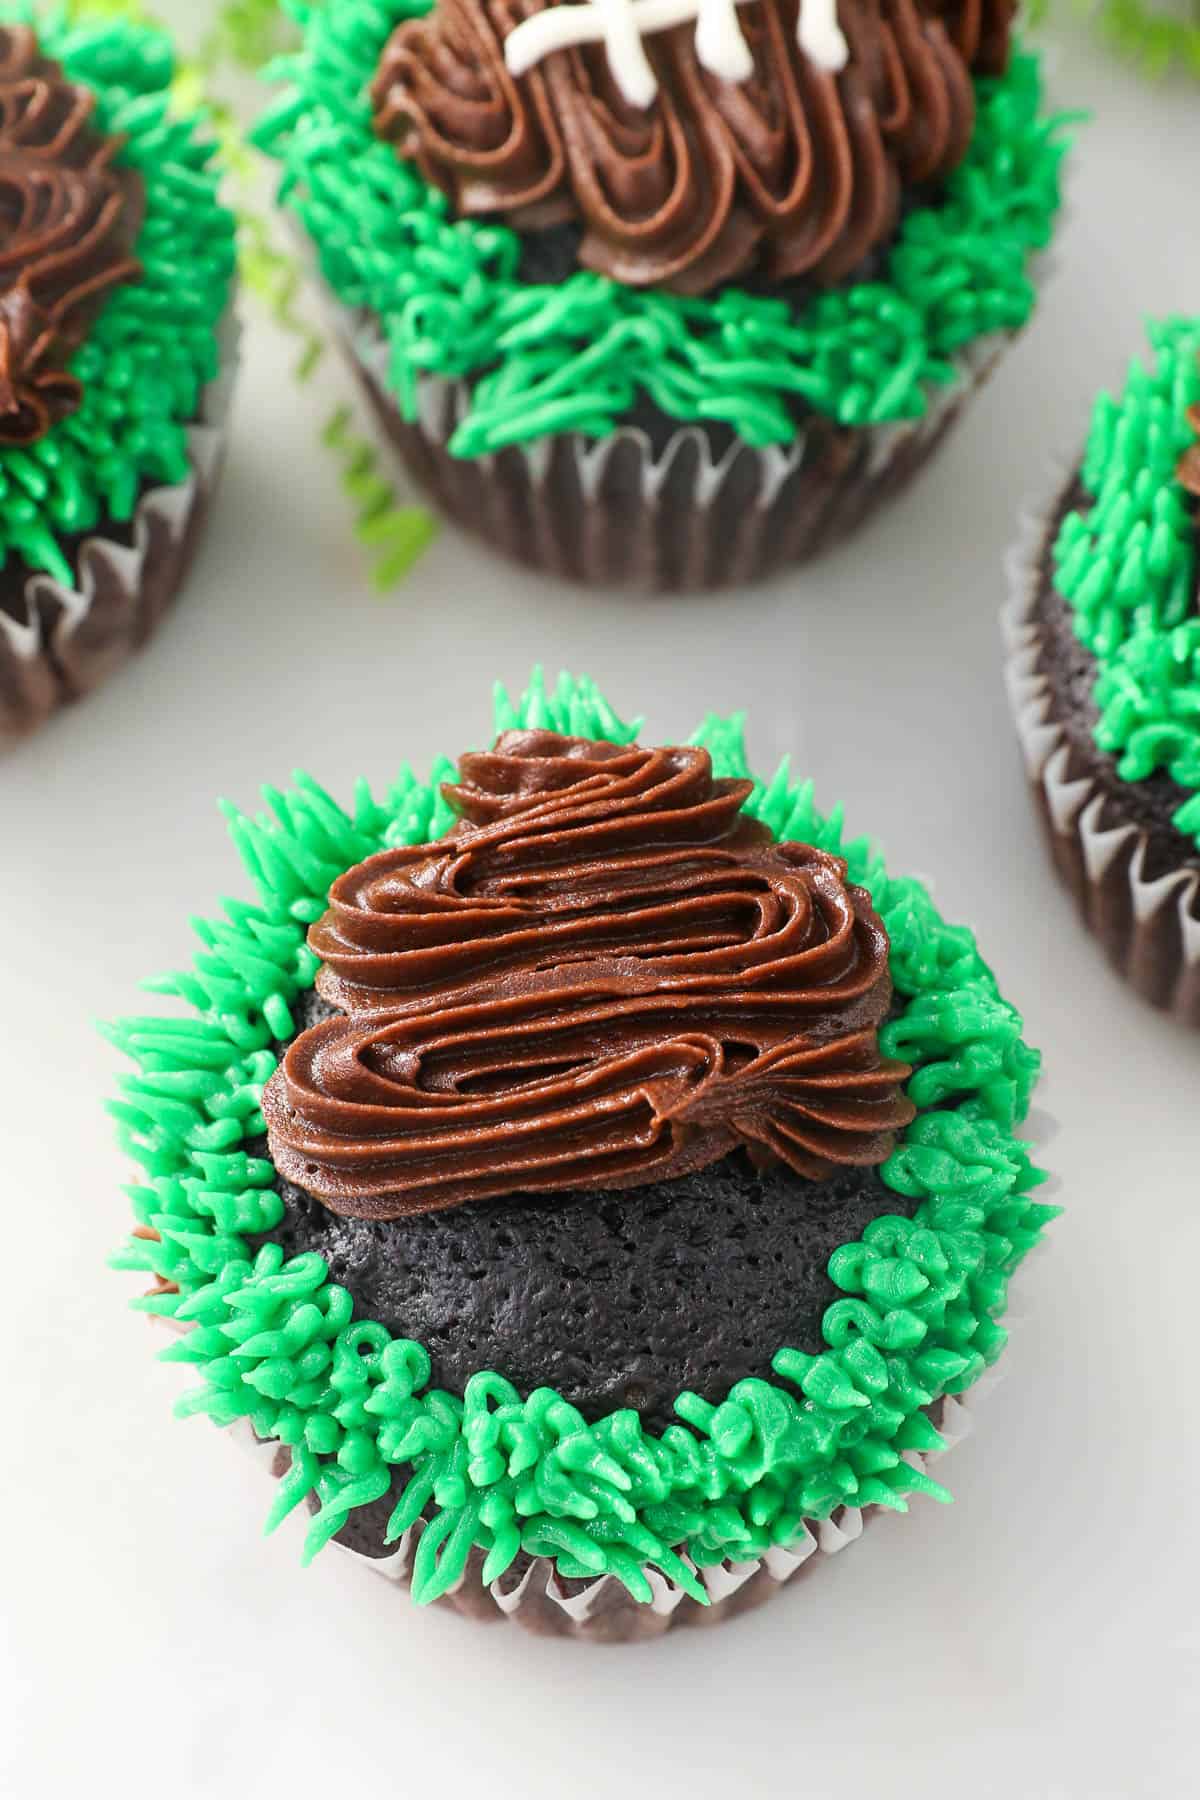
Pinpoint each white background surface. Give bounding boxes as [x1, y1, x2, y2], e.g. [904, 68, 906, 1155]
[2, 11, 1198, 1798]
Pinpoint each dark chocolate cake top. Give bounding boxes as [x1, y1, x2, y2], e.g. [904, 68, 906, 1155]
[109, 671, 1049, 1593]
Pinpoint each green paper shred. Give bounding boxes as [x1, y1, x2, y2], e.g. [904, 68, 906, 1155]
[1083, 0, 1200, 81]
[56, 0, 436, 594]
[322, 405, 439, 589]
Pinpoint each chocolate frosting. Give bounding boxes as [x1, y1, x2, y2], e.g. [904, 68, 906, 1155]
[263, 730, 915, 1219]
[928, 0, 1015, 74]
[1179, 398, 1200, 504]
[0, 26, 143, 445]
[372, 0, 1010, 296]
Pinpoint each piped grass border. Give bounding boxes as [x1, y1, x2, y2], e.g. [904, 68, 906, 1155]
[108, 673, 1054, 1605]
[1051, 315, 1200, 850]
[254, 0, 1072, 456]
[0, 4, 236, 581]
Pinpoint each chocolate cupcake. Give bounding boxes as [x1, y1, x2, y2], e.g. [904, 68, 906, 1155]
[0, 11, 237, 746]
[256, 0, 1069, 591]
[1004, 316, 1200, 1025]
[110, 671, 1053, 1641]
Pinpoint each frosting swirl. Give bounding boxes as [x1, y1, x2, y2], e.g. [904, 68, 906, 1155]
[927, 0, 1015, 74]
[372, 0, 1001, 295]
[0, 26, 143, 445]
[263, 730, 915, 1219]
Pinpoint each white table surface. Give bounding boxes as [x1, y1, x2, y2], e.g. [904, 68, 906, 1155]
[3, 11, 1198, 1798]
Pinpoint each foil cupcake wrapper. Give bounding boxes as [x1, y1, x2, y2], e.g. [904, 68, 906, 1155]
[226, 1387, 982, 1644]
[341, 308, 1013, 593]
[1002, 476, 1200, 1026]
[0, 308, 240, 747]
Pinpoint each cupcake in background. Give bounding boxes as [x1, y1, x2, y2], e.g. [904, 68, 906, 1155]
[257, 0, 1070, 591]
[109, 670, 1053, 1641]
[0, 10, 237, 746]
[1004, 315, 1200, 1025]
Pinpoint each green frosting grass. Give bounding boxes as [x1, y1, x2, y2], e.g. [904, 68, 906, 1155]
[1052, 317, 1200, 850]
[254, 0, 1070, 456]
[60, 0, 437, 591]
[0, 4, 236, 581]
[108, 672, 1053, 1605]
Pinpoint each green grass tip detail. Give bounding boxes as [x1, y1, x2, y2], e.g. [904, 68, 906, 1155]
[254, 0, 1073, 457]
[1052, 316, 1200, 851]
[107, 669, 1054, 1605]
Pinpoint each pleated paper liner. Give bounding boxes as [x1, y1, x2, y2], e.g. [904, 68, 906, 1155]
[1003, 478, 1200, 1027]
[340, 310, 1014, 594]
[139, 1008, 1055, 1641]
[0, 311, 240, 747]
[225, 1387, 983, 1644]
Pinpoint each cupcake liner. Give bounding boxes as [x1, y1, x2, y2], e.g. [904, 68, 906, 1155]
[339, 305, 1014, 593]
[146, 1107, 1048, 1644]
[220, 1389, 978, 1643]
[0, 309, 240, 747]
[1002, 476, 1200, 1026]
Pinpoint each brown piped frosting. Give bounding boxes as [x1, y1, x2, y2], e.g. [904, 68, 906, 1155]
[928, 0, 1015, 74]
[263, 730, 915, 1219]
[371, 0, 1013, 296]
[0, 25, 143, 446]
[1179, 399, 1200, 503]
